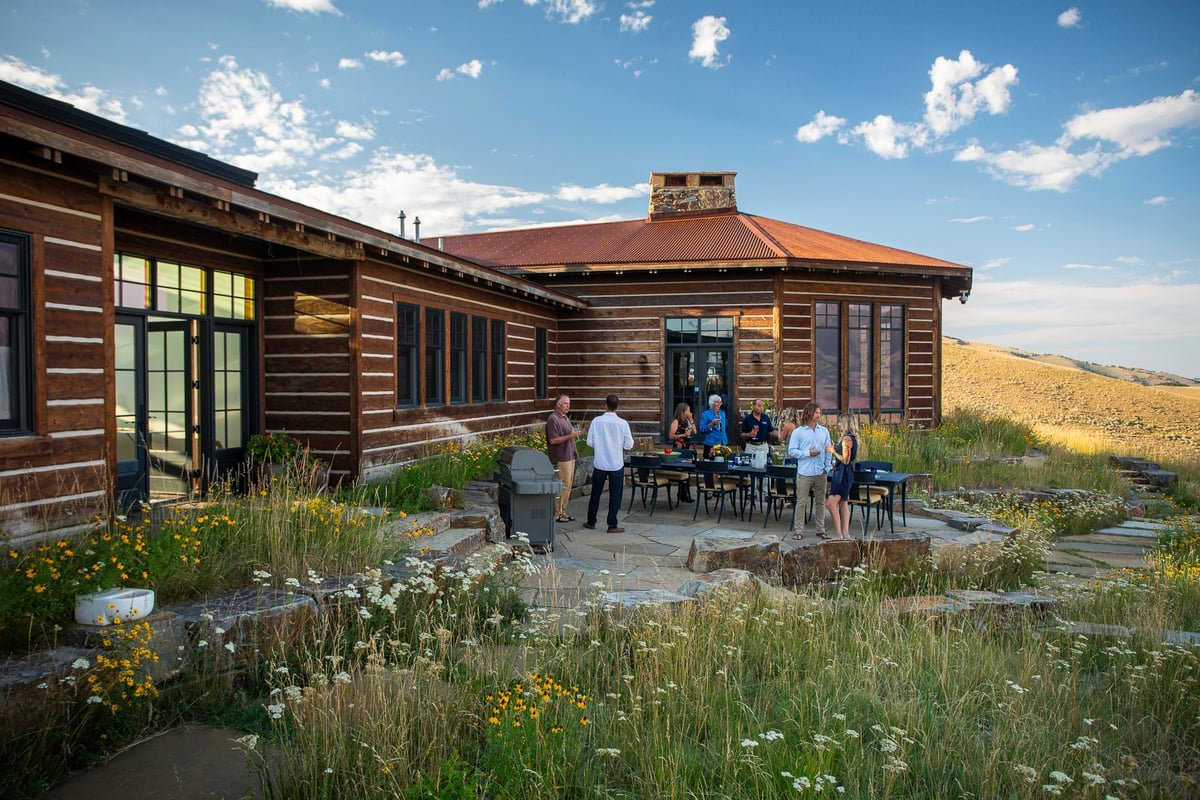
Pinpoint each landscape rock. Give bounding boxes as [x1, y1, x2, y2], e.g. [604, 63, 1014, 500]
[0, 646, 94, 735]
[421, 485, 455, 511]
[906, 473, 933, 494]
[782, 539, 860, 586]
[449, 507, 506, 542]
[677, 568, 756, 597]
[863, 532, 931, 573]
[686, 537, 782, 583]
[597, 589, 695, 612]
[945, 590, 1060, 622]
[931, 530, 1009, 573]
[881, 595, 970, 617]
[921, 507, 991, 531]
[165, 588, 318, 654]
[68, 611, 192, 684]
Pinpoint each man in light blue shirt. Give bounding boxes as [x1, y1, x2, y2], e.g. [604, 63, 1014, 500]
[787, 401, 832, 536]
[584, 393, 634, 533]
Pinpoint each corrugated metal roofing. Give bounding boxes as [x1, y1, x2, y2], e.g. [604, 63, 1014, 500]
[439, 211, 969, 275]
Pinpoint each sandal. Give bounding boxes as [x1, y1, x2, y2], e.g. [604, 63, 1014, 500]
[789, 529, 804, 540]
[818, 532, 832, 540]
[555, 515, 571, 523]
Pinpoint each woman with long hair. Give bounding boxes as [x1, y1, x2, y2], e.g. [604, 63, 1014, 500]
[775, 406, 799, 451]
[824, 413, 860, 540]
[667, 403, 696, 502]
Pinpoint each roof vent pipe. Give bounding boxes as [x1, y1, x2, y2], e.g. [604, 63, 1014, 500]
[397, 210, 406, 239]
[413, 216, 421, 243]
[437, 237, 444, 251]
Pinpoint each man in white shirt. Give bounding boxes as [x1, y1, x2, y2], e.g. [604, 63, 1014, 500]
[787, 401, 832, 537]
[584, 393, 634, 533]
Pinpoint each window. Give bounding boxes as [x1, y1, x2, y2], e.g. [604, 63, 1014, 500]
[156, 261, 205, 315]
[666, 315, 733, 344]
[396, 303, 419, 407]
[114, 253, 151, 310]
[0, 230, 31, 434]
[213, 270, 256, 320]
[471, 316, 487, 403]
[450, 312, 467, 405]
[425, 309, 445, 406]
[535, 327, 547, 400]
[848, 303, 872, 410]
[814, 302, 840, 413]
[490, 319, 505, 402]
[115, 254, 256, 321]
[880, 305, 904, 411]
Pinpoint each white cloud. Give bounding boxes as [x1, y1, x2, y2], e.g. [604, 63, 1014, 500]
[155, 86, 168, 97]
[978, 257, 1010, 271]
[958, 89, 1200, 191]
[555, 182, 649, 203]
[1063, 263, 1114, 270]
[338, 58, 363, 70]
[620, 11, 652, 32]
[320, 78, 331, 89]
[458, 59, 484, 79]
[924, 50, 1018, 137]
[0, 55, 129, 122]
[1012, 223, 1035, 231]
[851, 115, 924, 159]
[1144, 195, 1172, 205]
[1057, 7, 1082, 28]
[944, 276, 1200, 376]
[436, 68, 455, 82]
[690, 16, 730, 69]
[365, 50, 406, 67]
[525, 0, 598, 24]
[1065, 90, 1200, 156]
[175, 55, 336, 172]
[795, 110, 846, 143]
[263, 151, 551, 235]
[949, 215, 990, 224]
[1116, 255, 1147, 265]
[266, 0, 342, 14]
[321, 142, 363, 161]
[335, 120, 375, 140]
[478, 0, 502, 7]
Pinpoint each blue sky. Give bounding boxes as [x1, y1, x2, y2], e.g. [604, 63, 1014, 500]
[2, 0, 1198, 377]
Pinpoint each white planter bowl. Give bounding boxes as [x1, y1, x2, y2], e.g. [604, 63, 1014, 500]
[75, 587, 156, 626]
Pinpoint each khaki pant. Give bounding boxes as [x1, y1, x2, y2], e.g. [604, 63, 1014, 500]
[797, 472, 828, 529]
[553, 459, 576, 517]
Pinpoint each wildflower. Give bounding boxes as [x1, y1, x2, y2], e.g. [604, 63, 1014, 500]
[1049, 771, 1073, 784]
[225, 642, 236, 653]
[72, 658, 90, 670]
[740, 739, 758, 748]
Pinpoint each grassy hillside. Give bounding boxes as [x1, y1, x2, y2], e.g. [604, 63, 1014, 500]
[952, 339, 1199, 386]
[942, 338, 1200, 465]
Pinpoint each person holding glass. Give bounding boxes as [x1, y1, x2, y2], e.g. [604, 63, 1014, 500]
[697, 393, 727, 458]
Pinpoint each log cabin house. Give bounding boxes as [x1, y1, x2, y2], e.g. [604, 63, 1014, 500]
[0, 81, 971, 546]
[0, 82, 582, 545]
[438, 171, 973, 443]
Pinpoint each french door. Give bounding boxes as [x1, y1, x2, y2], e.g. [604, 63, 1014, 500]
[666, 346, 731, 443]
[114, 315, 251, 509]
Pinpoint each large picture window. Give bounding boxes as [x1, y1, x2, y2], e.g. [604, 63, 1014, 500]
[490, 319, 506, 402]
[450, 312, 467, 405]
[0, 230, 31, 434]
[880, 305, 904, 411]
[471, 316, 487, 403]
[425, 308, 445, 406]
[848, 303, 872, 411]
[814, 302, 840, 413]
[535, 326, 547, 400]
[396, 303, 419, 407]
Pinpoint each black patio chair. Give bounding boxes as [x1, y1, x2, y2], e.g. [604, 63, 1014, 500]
[628, 454, 673, 516]
[693, 460, 740, 523]
[762, 464, 799, 530]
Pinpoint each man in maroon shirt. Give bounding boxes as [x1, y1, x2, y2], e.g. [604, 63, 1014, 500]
[545, 393, 584, 523]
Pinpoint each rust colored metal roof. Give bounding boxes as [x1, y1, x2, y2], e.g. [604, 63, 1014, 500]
[439, 212, 969, 276]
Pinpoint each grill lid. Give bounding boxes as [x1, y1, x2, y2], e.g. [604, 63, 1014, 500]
[496, 445, 558, 480]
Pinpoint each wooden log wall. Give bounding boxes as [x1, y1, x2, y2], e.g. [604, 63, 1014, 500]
[0, 148, 110, 544]
[536, 273, 776, 440]
[353, 260, 559, 480]
[262, 262, 356, 479]
[779, 271, 941, 426]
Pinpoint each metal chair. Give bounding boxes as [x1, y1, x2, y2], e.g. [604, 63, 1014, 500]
[693, 460, 740, 522]
[848, 485, 889, 536]
[762, 464, 799, 529]
[628, 454, 673, 516]
[857, 460, 893, 472]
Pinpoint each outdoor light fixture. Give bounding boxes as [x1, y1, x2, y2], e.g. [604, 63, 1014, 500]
[959, 291, 969, 304]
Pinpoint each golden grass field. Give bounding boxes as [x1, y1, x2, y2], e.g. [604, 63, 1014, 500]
[943, 339, 1200, 465]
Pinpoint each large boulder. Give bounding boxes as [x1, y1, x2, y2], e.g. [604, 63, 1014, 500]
[864, 531, 931, 573]
[782, 539, 861, 586]
[686, 537, 782, 583]
[677, 568, 757, 598]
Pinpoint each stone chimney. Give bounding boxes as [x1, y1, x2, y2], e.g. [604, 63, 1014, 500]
[648, 171, 737, 219]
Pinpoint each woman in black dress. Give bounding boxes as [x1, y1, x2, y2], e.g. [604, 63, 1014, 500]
[824, 413, 859, 540]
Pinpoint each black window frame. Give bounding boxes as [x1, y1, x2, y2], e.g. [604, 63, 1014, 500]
[425, 308, 445, 407]
[396, 302, 420, 408]
[0, 229, 32, 435]
[847, 302, 873, 412]
[471, 315, 487, 404]
[535, 326, 548, 400]
[490, 319, 505, 402]
[449, 311, 468, 405]
[814, 301, 840, 414]
[880, 304, 905, 412]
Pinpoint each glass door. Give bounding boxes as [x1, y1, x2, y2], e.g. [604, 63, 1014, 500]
[666, 346, 731, 444]
[145, 317, 197, 501]
[114, 316, 145, 509]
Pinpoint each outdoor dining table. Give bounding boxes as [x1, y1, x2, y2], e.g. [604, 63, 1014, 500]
[630, 455, 768, 521]
[851, 469, 912, 533]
